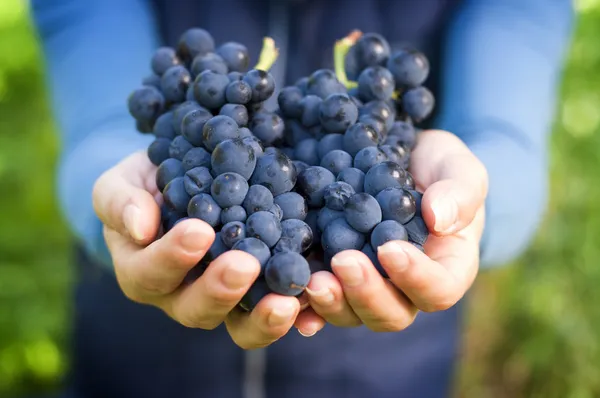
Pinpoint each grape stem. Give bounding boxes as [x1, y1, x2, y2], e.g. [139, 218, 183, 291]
[254, 37, 279, 71]
[334, 30, 362, 90]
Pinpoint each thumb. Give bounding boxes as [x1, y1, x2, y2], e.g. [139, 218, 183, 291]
[92, 152, 161, 245]
[421, 151, 488, 236]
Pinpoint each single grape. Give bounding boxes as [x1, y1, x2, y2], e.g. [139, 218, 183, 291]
[379, 145, 409, 169]
[336, 167, 366, 193]
[142, 73, 162, 89]
[305, 209, 321, 246]
[193, 70, 230, 109]
[163, 177, 191, 213]
[148, 138, 172, 166]
[264, 252, 311, 296]
[210, 172, 249, 208]
[172, 101, 202, 135]
[376, 187, 416, 225]
[156, 158, 185, 192]
[278, 86, 304, 118]
[202, 115, 240, 151]
[370, 220, 408, 251]
[181, 108, 212, 146]
[317, 133, 344, 159]
[246, 211, 282, 248]
[268, 203, 283, 221]
[296, 166, 336, 208]
[211, 138, 257, 179]
[203, 231, 228, 264]
[168, 136, 194, 161]
[402, 86, 435, 122]
[300, 95, 323, 128]
[321, 217, 366, 257]
[217, 42, 250, 72]
[358, 114, 386, 138]
[221, 205, 247, 224]
[317, 207, 345, 232]
[242, 184, 274, 215]
[319, 93, 359, 133]
[274, 192, 308, 221]
[187, 193, 222, 227]
[320, 149, 353, 176]
[191, 52, 228, 76]
[344, 192, 382, 233]
[363, 161, 409, 196]
[342, 123, 379, 157]
[127, 86, 165, 124]
[249, 112, 285, 146]
[360, 100, 395, 131]
[405, 215, 428, 246]
[357, 66, 395, 102]
[353, 146, 387, 173]
[183, 166, 214, 196]
[182, 147, 211, 171]
[249, 151, 297, 196]
[177, 28, 215, 63]
[221, 221, 247, 248]
[387, 120, 417, 149]
[243, 69, 275, 102]
[354, 32, 391, 70]
[225, 80, 252, 104]
[153, 111, 177, 140]
[294, 138, 320, 166]
[305, 69, 345, 99]
[242, 136, 264, 158]
[273, 219, 313, 254]
[323, 181, 356, 211]
[387, 48, 430, 88]
[161, 65, 192, 103]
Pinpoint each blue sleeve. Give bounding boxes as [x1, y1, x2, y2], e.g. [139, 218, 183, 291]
[30, 0, 160, 268]
[435, 0, 575, 268]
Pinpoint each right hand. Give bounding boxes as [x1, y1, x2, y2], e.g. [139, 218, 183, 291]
[92, 150, 325, 349]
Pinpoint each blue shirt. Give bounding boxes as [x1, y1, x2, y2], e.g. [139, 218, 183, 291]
[30, 0, 574, 271]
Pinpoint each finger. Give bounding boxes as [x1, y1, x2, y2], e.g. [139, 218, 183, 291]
[330, 250, 418, 332]
[378, 238, 479, 313]
[225, 293, 300, 349]
[92, 152, 160, 245]
[167, 250, 262, 330]
[294, 307, 327, 337]
[105, 218, 216, 300]
[305, 271, 362, 328]
[421, 157, 487, 235]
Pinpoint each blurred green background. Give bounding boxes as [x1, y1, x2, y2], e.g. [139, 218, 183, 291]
[0, 0, 599, 397]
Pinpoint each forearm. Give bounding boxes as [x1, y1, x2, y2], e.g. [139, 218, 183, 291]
[436, 0, 575, 268]
[31, 0, 159, 267]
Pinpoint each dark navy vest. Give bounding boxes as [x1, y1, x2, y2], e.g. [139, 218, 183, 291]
[68, 2, 466, 398]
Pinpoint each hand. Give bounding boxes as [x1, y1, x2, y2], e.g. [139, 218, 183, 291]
[92, 151, 322, 349]
[303, 130, 488, 334]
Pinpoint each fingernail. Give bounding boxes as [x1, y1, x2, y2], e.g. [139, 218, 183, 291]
[222, 262, 257, 290]
[123, 204, 145, 241]
[331, 256, 364, 287]
[431, 195, 458, 233]
[298, 327, 318, 338]
[378, 241, 408, 272]
[268, 304, 296, 327]
[306, 287, 335, 306]
[180, 223, 209, 253]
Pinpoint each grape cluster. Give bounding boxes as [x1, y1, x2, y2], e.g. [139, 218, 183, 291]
[127, 28, 432, 312]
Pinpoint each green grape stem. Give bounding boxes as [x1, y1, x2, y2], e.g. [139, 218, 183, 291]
[254, 37, 279, 72]
[334, 30, 362, 89]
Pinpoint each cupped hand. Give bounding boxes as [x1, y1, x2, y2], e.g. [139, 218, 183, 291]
[92, 151, 319, 349]
[303, 130, 488, 334]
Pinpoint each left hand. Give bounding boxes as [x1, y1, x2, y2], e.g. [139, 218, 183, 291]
[298, 129, 488, 336]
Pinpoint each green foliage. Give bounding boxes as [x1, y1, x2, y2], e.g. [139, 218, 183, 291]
[0, 1, 72, 396]
[0, 0, 599, 397]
